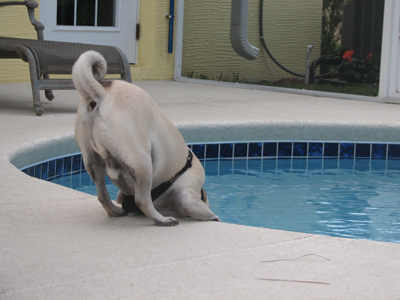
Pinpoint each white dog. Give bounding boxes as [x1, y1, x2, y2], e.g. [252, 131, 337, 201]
[72, 51, 219, 226]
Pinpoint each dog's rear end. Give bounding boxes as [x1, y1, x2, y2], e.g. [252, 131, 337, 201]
[72, 51, 219, 226]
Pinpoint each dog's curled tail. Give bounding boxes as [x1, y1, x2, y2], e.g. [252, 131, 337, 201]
[72, 51, 107, 100]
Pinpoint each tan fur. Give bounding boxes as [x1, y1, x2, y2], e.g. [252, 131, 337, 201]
[72, 51, 219, 226]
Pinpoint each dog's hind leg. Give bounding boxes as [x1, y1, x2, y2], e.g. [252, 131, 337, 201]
[96, 176, 127, 217]
[86, 157, 127, 217]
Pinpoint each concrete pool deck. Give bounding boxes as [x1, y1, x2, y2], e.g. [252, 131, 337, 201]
[1, 81, 400, 299]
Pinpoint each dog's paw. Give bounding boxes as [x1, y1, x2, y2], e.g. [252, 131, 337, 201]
[211, 215, 220, 222]
[106, 206, 128, 217]
[155, 217, 179, 227]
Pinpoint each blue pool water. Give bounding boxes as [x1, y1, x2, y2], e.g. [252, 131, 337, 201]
[203, 158, 400, 243]
[21, 141, 400, 243]
[49, 157, 400, 243]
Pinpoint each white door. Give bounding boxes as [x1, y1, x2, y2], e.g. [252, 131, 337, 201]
[39, 0, 138, 63]
[379, 0, 400, 102]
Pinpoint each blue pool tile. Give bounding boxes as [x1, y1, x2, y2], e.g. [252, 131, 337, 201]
[80, 170, 92, 186]
[278, 142, 292, 157]
[308, 158, 323, 170]
[62, 175, 72, 188]
[263, 142, 277, 157]
[54, 173, 64, 180]
[248, 143, 262, 157]
[70, 173, 83, 189]
[48, 160, 56, 178]
[354, 158, 371, 171]
[386, 159, 400, 170]
[292, 158, 307, 170]
[72, 155, 82, 171]
[247, 159, 262, 171]
[22, 142, 400, 185]
[63, 156, 72, 174]
[220, 143, 233, 158]
[55, 158, 64, 176]
[355, 143, 371, 158]
[234, 143, 248, 158]
[81, 158, 86, 170]
[204, 161, 218, 176]
[205, 144, 219, 159]
[25, 166, 35, 177]
[232, 159, 248, 173]
[340, 143, 355, 158]
[40, 162, 49, 180]
[388, 144, 400, 158]
[50, 176, 64, 185]
[308, 143, 323, 157]
[217, 160, 234, 175]
[34, 165, 41, 179]
[338, 159, 354, 169]
[277, 158, 292, 169]
[293, 142, 307, 157]
[370, 159, 387, 170]
[372, 144, 387, 159]
[323, 158, 339, 169]
[324, 143, 339, 157]
[262, 158, 277, 171]
[192, 144, 205, 160]
[21, 167, 27, 175]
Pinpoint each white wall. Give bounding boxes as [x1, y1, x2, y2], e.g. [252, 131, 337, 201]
[379, 0, 400, 103]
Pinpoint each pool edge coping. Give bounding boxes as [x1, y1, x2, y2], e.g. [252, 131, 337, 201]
[8, 121, 400, 170]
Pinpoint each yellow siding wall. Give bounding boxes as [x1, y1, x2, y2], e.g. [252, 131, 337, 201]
[133, 0, 175, 80]
[182, 0, 322, 82]
[0, 3, 40, 83]
[0, 0, 175, 83]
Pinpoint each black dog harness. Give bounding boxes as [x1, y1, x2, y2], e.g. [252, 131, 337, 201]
[150, 148, 193, 200]
[122, 148, 205, 213]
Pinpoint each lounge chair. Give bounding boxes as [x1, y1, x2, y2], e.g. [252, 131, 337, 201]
[0, 1, 132, 116]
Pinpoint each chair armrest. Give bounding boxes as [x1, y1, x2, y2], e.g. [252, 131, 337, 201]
[0, 1, 45, 40]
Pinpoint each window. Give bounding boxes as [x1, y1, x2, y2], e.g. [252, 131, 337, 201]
[40, 0, 138, 63]
[57, 0, 116, 27]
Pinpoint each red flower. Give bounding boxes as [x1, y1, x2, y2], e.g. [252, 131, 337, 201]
[366, 53, 372, 60]
[343, 50, 354, 63]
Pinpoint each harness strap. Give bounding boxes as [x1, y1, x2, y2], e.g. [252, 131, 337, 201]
[200, 188, 205, 202]
[122, 148, 194, 213]
[150, 148, 193, 200]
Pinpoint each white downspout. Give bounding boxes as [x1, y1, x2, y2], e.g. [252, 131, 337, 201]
[230, 0, 259, 60]
[174, 0, 184, 79]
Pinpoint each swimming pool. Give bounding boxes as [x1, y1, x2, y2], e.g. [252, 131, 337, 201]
[20, 141, 400, 243]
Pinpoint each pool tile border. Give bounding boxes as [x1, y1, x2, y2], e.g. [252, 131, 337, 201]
[20, 141, 400, 181]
